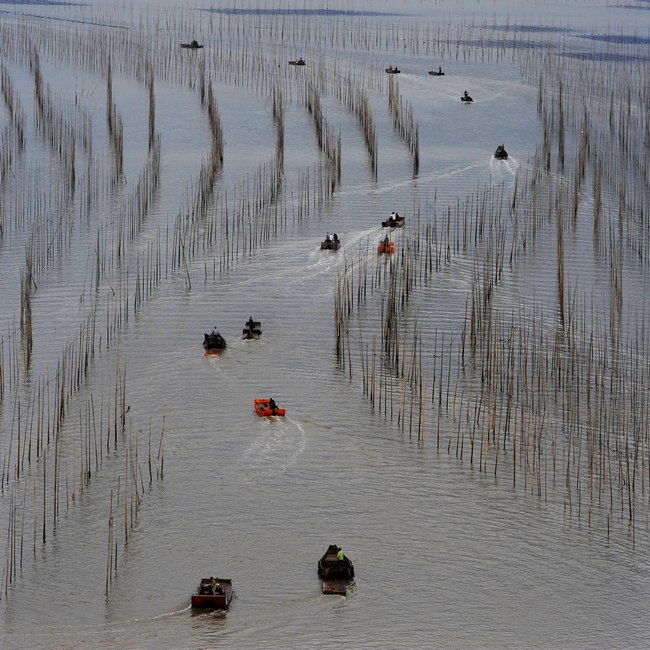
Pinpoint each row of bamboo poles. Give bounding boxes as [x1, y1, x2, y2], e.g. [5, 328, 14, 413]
[0, 14, 393, 599]
[0, 12, 362, 598]
[305, 83, 342, 193]
[387, 75, 419, 176]
[0, 0, 647, 601]
[333, 40, 650, 538]
[0, 29, 172, 597]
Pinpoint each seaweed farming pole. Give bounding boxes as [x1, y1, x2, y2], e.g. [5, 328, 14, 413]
[105, 488, 114, 596]
[272, 84, 285, 178]
[106, 59, 124, 183]
[147, 62, 155, 150]
[19, 256, 34, 371]
[343, 74, 377, 178]
[387, 75, 419, 176]
[305, 82, 341, 193]
[557, 202, 565, 327]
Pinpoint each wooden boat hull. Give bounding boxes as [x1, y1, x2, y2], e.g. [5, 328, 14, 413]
[385, 68, 400, 74]
[429, 71, 444, 76]
[191, 578, 233, 609]
[320, 240, 340, 250]
[242, 321, 262, 339]
[317, 545, 354, 580]
[191, 593, 230, 608]
[381, 217, 405, 228]
[181, 43, 203, 49]
[254, 399, 286, 417]
[494, 147, 508, 160]
[204, 332, 226, 353]
[460, 96, 473, 102]
[288, 60, 305, 65]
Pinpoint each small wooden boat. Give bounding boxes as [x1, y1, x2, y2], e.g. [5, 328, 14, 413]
[318, 545, 354, 595]
[320, 236, 340, 250]
[429, 67, 444, 76]
[377, 240, 395, 254]
[181, 40, 203, 49]
[381, 214, 405, 228]
[289, 58, 305, 66]
[460, 92, 474, 103]
[494, 144, 508, 160]
[385, 65, 400, 74]
[254, 398, 286, 417]
[203, 329, 226, 355]
[191, 577, 233, 609]
[242, 318, 262, 340]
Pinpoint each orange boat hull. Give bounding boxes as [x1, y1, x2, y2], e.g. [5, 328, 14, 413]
[254, 399, 286, 417]
[378, 242, 395, 254]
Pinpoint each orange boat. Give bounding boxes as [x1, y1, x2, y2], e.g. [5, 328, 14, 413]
[254, 398, 286, 417]
[377, 239, 395, 254]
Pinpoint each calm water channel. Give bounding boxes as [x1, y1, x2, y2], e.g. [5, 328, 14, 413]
[1, 0, 650, 648]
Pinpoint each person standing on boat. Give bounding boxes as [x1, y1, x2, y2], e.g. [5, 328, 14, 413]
[337, 547, 345, 561]
[269, 397, 278, 413]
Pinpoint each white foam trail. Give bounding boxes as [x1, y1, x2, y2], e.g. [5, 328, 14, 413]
[490, 156, 519, 180]
[238, 417, 306, 477]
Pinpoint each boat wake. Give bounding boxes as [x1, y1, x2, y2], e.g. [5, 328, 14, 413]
[238, 417, 306, 478]
[207, 356, 227, 372]
[489, 156, 518, 179]
[305, 226, 382, 263]
[146, 605, 192, 619]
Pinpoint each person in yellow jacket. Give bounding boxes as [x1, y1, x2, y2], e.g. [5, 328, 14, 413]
[337, 548, 345, 561]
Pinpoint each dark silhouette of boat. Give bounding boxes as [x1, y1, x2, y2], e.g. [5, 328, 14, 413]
[242, 317, 262, 340]
[382, 212, 405, 228]
[191, 577, 233, 609]
[289, 58, 305, 65]
[494, 144, 508, 160]
[429, 66, 444, 76]
[181, 40, 203, 49]
[460, 91, 473, 102]
[318, 545, 354, 595]
[203, 328, 226, 355]
[320, 233, 340, 250]
[385, 65, 400, 74]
